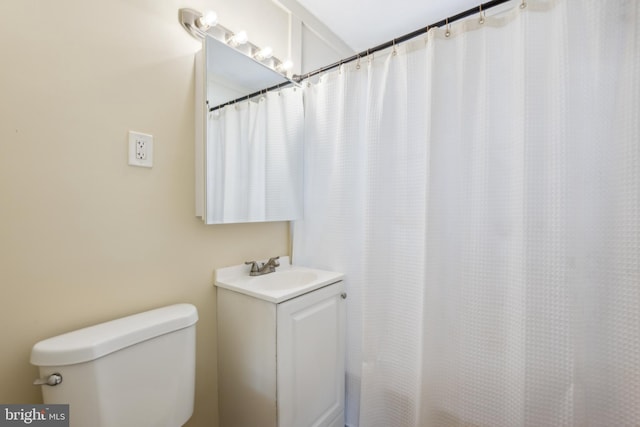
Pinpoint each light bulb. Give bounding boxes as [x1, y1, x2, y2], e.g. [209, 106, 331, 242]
[197, 11, 217, 30]
[255, 46, 273, 60]
[228, 31, 248, 46]
[277, 60, 293, 72]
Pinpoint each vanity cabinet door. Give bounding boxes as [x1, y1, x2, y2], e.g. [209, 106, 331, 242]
[276, 281, 346, 427]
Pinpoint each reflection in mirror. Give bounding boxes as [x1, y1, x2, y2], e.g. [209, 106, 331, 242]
[195, 34, 304, 224]
[207, 88, 303, 224]
[205, 35, 293, 109]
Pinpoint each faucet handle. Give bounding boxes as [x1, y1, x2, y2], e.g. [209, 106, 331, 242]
[267, 256, 280, 267]
[244, 261, 259, 273]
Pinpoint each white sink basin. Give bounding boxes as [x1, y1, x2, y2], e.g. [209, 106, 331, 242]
[248, 270, 319, 291]
[215, 256, 343, 303]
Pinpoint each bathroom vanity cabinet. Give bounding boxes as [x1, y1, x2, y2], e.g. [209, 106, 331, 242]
[216, 280, 346, 427]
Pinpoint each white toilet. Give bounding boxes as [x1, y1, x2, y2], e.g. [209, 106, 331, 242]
[30, 303, 198, 427]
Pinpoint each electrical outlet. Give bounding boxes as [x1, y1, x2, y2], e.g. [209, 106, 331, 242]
[136, 139, 146, 160]
[128, 131, 153, 168]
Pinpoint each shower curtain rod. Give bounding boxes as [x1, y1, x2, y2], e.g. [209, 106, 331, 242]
[209, 0, 515, 111]
[209, 80, 295, 112]
[292, 0, 515, 83]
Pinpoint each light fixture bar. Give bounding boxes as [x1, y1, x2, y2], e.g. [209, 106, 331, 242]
[178, 8, 294, 77]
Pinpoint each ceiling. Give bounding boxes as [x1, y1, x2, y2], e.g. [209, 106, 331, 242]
[296, 0, 483, 52]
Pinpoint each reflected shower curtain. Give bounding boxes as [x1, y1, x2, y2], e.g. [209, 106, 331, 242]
[292, 1, 639, 426]
[206, 87, 303, 223]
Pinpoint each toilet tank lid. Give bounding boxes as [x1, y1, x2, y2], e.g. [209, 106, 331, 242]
[30, 303, 198, 367]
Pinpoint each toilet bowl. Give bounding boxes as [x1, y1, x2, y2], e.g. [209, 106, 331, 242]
[31, 304, 198, 427]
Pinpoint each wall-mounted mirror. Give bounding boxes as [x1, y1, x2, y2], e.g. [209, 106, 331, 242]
[195, 34, 304, 224]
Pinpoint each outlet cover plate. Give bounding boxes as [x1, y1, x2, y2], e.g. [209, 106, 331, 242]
[128, 131, 153, 168]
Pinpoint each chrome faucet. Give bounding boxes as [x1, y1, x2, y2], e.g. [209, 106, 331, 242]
[245, 256, 280, 276]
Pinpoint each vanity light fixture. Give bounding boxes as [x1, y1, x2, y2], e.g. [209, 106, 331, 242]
[179, 8, 293, 76]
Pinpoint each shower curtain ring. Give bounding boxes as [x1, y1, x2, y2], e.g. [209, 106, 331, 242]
[445, 18, 451, 37]
[520, 0, 527, 8]
[479, 4, 485, 24]
[356, 54, 361, 70]
[392, 39, 397, 56]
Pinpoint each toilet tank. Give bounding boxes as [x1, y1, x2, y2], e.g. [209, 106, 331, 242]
[30, 304, 198, 427]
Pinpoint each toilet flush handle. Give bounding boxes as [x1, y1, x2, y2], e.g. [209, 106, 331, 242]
[33, 373, 62, 386]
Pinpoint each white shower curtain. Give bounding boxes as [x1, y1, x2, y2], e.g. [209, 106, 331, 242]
[293, 1, 639, 426]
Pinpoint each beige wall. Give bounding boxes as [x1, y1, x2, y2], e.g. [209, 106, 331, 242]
[0, 0, 345, 425]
